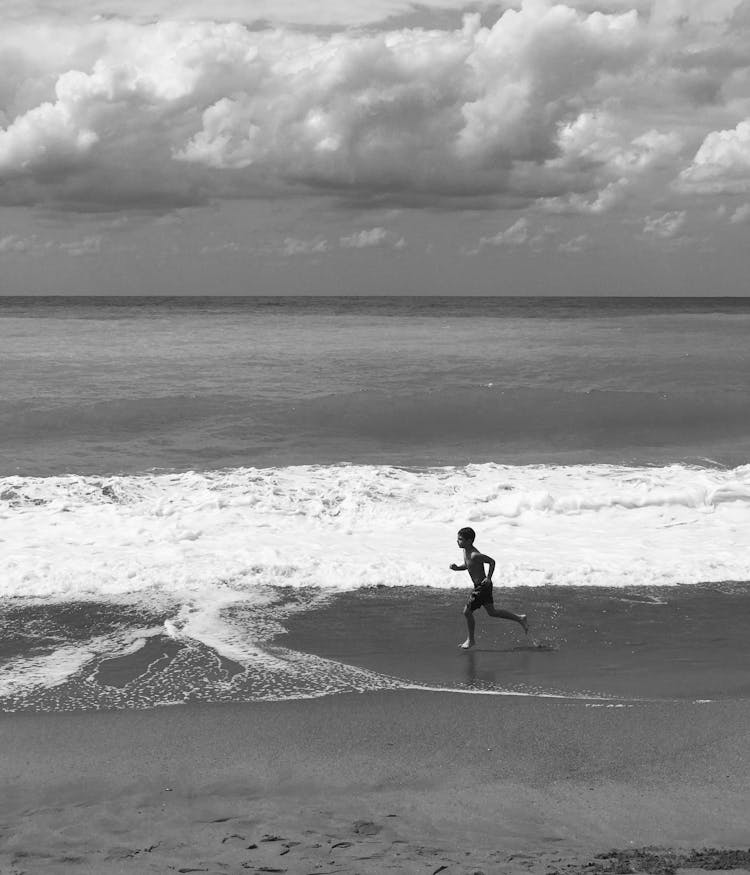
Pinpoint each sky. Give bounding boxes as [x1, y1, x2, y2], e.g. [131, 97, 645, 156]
[0, 0, 749, 295]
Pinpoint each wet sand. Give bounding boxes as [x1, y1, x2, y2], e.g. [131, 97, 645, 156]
[2, 691, 750, 873]
[278, 584, 750, 701]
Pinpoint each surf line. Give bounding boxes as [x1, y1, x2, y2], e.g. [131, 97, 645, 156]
[400, 682, 639, 703]
[393, 682, 720, 706]
[260, 646, 645, 704]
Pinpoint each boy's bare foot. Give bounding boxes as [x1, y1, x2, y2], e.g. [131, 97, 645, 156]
[520, 615, 529, 634]
[460, 638, 475, 650]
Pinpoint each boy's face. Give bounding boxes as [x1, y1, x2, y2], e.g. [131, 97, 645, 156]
[457, 533, 472, 548]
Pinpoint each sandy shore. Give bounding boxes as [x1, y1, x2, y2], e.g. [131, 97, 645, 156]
[2, 691, 750, 874]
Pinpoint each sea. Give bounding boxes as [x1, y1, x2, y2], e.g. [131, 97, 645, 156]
[2, 295, 750, 710]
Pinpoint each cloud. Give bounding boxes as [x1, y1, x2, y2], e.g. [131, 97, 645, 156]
[559, 117, 684, 175]
[535, 114, 685, 214]
[58, 234, 101, 255]
[730, 203, 750, 224]
[200, 240, 241, 254]
[0, 232, 102, 255]
[678, 120, 750, 194]
[0, 99, 98, 175]
[558, 233, 592, 253]
[642, 210, 687, 240]
[6, 0, 488, 29]
[280, 236, 330, 256]
[0, 2, 748, 214]
[279, 227, 407, 255]
[472, 217, 531, 252]
[468, 216, 561, 253]
[339, 227, 405, 248]
[538, 178, 630, 215]
[0, 233, 36, 253]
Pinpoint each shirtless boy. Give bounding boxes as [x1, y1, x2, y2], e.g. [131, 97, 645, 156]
[450, 526, 528, 649]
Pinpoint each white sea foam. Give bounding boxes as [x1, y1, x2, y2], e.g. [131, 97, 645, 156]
[0, 626, 160, 698]
[3, 463, 750, 601]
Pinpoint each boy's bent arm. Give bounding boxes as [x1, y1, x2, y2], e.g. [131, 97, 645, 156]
[478, 553, 495, 581]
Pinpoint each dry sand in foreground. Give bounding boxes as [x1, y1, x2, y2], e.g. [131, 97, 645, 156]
[1, 691, 749, 874]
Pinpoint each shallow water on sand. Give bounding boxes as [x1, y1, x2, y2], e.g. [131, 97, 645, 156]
[279, 584, 750, 703]
[2, 583, 748, 711]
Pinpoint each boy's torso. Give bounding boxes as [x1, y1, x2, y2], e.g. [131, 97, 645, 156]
[464, 549, 488, 586]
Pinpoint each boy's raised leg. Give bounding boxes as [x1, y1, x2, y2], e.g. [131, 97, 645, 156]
[485, 606, 529, 634]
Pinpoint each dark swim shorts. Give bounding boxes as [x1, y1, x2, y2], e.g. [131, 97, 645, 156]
[467, 582, 494, 612]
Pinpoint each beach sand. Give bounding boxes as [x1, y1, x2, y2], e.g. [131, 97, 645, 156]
[2, 691, 750, 873]
[2, 585, 750, 874]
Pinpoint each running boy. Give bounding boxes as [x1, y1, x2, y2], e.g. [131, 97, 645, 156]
[450, 526, 528, 649]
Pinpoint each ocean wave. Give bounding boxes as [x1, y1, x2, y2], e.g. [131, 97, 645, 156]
[3, 462, 750, 603]
[0, 395, 241, 439]
[3, 387, 750, 464]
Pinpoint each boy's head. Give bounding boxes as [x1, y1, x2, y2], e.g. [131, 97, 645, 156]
[457, 526, 476, 545]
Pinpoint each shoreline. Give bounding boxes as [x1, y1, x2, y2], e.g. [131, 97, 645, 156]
[3, 581, 750, 711]
[2, 692, 750, 873]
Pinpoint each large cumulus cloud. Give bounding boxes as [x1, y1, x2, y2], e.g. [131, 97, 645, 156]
[1, 0, 749, 213]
